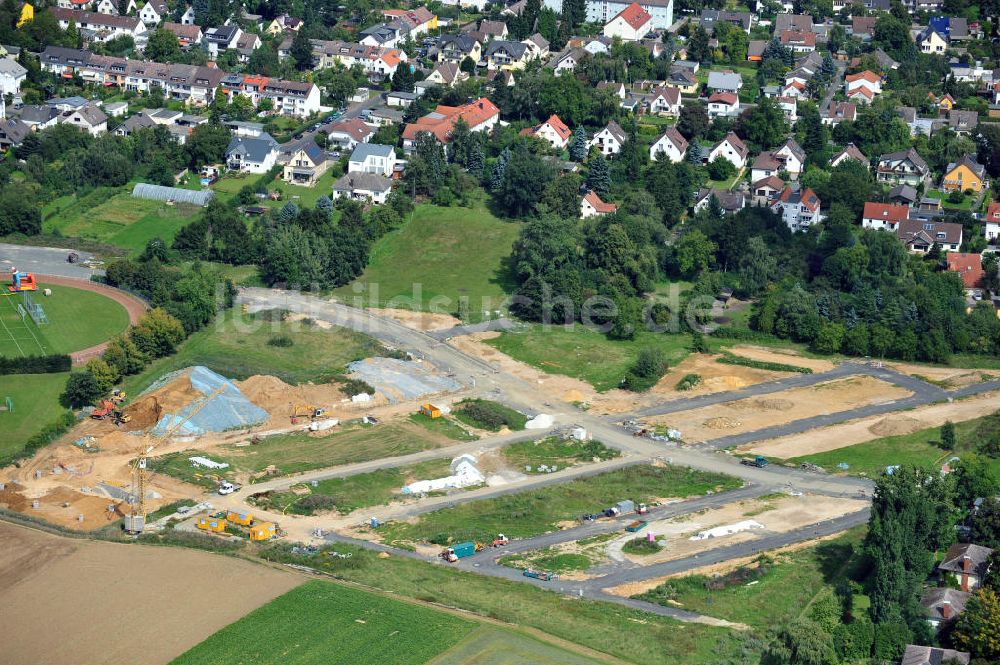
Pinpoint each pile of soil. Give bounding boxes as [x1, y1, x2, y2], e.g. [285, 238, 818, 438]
[239, 375, 295, 404]
[868, 416, 925, 437]
[124, 395, 164, 430]
[753, 398, 795, 412]
[704, 416, 742, 430]
[0, 482, 28, 511]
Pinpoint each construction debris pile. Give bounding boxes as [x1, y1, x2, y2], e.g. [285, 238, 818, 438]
[347, 357, 462, 403]
[143, 366, 269, 436]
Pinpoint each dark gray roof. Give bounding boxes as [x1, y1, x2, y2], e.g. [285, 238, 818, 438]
[226, 134, 278, 162]
[939, 542, 994, 578]
[485, 40, 528, 59]
[901, 645, 970, 665]
[879, 148, 929, 174]
[333, 172, 393, 192]
[17, 105, 61, 124]
[920, 587, 970, 621]
[0, 118, 30, 145]
[888, 184, 918, 203]
[349, 142, 394, 162]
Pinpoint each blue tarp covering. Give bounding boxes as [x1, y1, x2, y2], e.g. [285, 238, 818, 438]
[146, 366, 268, 436]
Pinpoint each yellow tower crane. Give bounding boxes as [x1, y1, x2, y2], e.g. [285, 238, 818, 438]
[123, 384, 227, 534]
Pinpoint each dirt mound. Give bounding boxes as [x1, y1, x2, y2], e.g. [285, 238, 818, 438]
[754, 398, 795, 411]
[238, 374, 296, 404]
[563, 389, 586, 402]
[124, 395, 163, 430]
[0, 483, 28, 511]
[704, 416, 742, 429]
[868, 416, 925, 437]
[703, 376, 749, 390]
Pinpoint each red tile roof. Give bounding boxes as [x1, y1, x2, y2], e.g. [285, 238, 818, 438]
[846, 70, 880, 84]
[613, 2, 652, 30]
[987, 202, 1000, 223]
[584, 190, 617, 213]
[403, 97, 499, 143]
[946, 252, 984, 288]
[863, 202, 910, 224]
[708, 91, 737, 105]
[780, 30, 816, 46]
[541, 114, 571, 140]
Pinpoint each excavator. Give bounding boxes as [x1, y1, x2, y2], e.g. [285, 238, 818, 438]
[290, 404, 326, 423]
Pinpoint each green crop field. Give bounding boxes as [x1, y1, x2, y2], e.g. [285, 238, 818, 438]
[0, 283, 129, 357]
[43, 189, 202, 253]
[149, 420, 464, 486]
[636, 528, 866, 629]
[332, 203, 520, 322]
[378, 465, 741, 545]
[789, 414, 1000, 478]
[0, 373, 69, 456]
[485, 324, 694, 392]
[172, 580, 475, 665]
[428, 626, 605, 665]
[123, 309, 386, 394]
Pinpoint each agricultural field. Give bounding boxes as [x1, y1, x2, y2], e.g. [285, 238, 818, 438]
[253, 457, 455, 516]
[0, 283, 129, 357]
[173, 580, 476, 665]
[485, 324, 694, 392]
[376, 465, 741, 545]
[123, 309, 386, 394]
[789, 414, 1000, 478]
[332, 203, 520, 321]
[501, 436, 621, 472]
[0, 373, 69, 457]
[148, 420, 464, 486]
[635, 528, 867, 629]
[43, 188, 203, 254]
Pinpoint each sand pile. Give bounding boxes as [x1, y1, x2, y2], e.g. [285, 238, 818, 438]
[703, 376, 749, 390]
[125, 395, 164, 430]
[0, 482, 28, 511]
[238, 375, 295, 404]
[868, 416, 925, 437]
[563, 389, 586, 402]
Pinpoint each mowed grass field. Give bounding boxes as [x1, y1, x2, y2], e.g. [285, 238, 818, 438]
[123, 309, 386, 394]
[379, 465, 741, 545]
[172, 580, 476, 665]
[789, 414, 1000, 478]
[486, 324, 694, 392]
[0, 373, 69, 455]
[43, 189, 203, 254]
[332, 203, 520, 321]
[0, 284, 129, 357]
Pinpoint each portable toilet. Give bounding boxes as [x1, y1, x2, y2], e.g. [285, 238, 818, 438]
[249, 521, 276, 541]
[226, 511, 254, 526]
[420, 404, 442, 419]
[197, 517, 226, 533]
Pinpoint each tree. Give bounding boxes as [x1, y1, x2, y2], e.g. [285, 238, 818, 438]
[130, 308, 185, 358]
[707, 156, 736, 180]
[972, 498, 1000, 549]
[290, 29, 313, 71]
[677, 103, 709, 140]
[765, 618, 837, 665]
[587, 153, 612, 198]
[940, 420, 956, 451]
[541, 174, 583, 218]
[736, 97, 787, 150]
[460, 56, 476, 74]
[569, 126, 588, 161]
[670, 229, 716, 279]
[0, 188, 42, 235]
[873, 14, 913, 59]
[496, 145, 554, 217]
[952, 588, 1000, 661]
[687, 24, 711, 63]
[489, 147, 510, 192]
[60, 372, 103, 408]
[144, 27, 182, 62]
[84, 358, 119, 393]
[103, 333, 147, 376]
[185, 122, 231, 168]
[738, 236, 778, 297]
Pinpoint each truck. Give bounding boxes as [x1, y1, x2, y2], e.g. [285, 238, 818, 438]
[523, 569, 557, 581]
[218, 482, 241, 495]
[637, 503, 649, 515]
[625, 520, 648, 532]
[491, 533, 509, 547]
[741, 456, 769, 468]
[440, 541, 480, 562]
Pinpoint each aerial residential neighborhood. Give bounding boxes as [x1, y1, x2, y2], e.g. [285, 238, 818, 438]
[0, 0, 999, 663]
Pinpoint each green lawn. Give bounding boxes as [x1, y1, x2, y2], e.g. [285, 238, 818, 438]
[428, 626, 604, 665]
[789, 414, 1000, 478]
[0, 283, 129, 357]
[924, 189, 976, 211]
[44, 189, 202, 253]
[257, 457, 456, 516]
[501, 436, 621, 472]
[637, 527, 867, 629]
[331, 203, 521, 322]
[0, 373, 69, 456]
[485, 324, 693, 392]
[408, 412, 478, 441]
[123, 309, 386, 395]
[378, 465, 741, 545]
[452, 399, 528, 431]
[172, 580, 476, 665]
[148, 420, 462, 486]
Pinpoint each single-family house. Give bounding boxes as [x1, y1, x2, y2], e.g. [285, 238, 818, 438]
[326, 118, 374, 150]
[851, 16, 876, 40]
[876, 148, 930, 187]
[921, 587, 970, 632]
[985, 202, 1000, 242]
[401, 97, 499, 151]
[204, 24, 243, 58]
[707, 70, 743, 94]
[708, 132, 748, 169]
[0, 57, 27, 96]
[699, 9, 752, 33]
[483, 40, 530, 70]
[60, 104, 107, 135]
[348, 143, 398, 176]
[433, 34, 481, 64]
[747, 40, 766, 61]
[901, 645, 970, 665]
[822, 101, 856, 126]
[771, 138, 805, 179]
[946, 253, 985, 290]
[774, 13, 812, 33]
[667, 68, 698, 94]
[649, 127, 688, 162]
[647, 86, 681, 115]
[694, 188, 746, 215]
[888, 184, 918, 206]
[521, 33, 549, 60]
[771, 186, 822, 230]
[948, 110, 978, 135]
[751, 175, 784, 205]
[917, 27, 948, 54]
[18, 104, 62, 131]
[844, 70, 881, 102]
[138, 0, 168, 26]
[896, 219, 963, 253]
[225, 134, 279, 173]
[162, 22, 202, 47]
[751, 151, 784, 182]
[266, 14, 302, 35]
[603, 2, 652, 41]
[0, 117, 30, 150]
[780, 30, 815, 52]
[332, 172, 393, 204]
[521, 114, 571, 149]
[829, 143, 867, 168]
[588, 120, 627, 157]
[862, 202, 910, 231]
[937, 543, 994, 591]
[424, 62, 463, 88]
[580, 190, 617, 218]
[283, 142, 329, 186]
[706, 91, 739, 118]
[942, 155, 986, 193]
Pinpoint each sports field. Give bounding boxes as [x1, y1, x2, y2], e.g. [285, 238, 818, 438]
[0, 283, 129, 357]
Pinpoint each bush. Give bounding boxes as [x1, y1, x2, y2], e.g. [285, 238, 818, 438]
[454, 399, 527, 431]
[622, 537, 662, 554]
[623, 348, 669, 392]
[947, 190, 965, 204]
[707, 156, 736, 181]
[337, 377, 374, 397]
[0, 354, 72, 375]
[267, 335, 294, 348]
[252, 308, 289, 322]
[296, 494, 338, 513]
[676, 373, 702, 391]
[717, 353, 812, 374]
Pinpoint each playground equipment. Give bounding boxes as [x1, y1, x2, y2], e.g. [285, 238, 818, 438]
[7, 268, 37, 292]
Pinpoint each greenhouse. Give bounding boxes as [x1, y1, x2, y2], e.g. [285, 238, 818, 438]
[131, 183, 214, 206]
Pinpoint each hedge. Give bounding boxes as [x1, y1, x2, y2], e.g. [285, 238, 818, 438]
[710, 326, 782, 342]
[717, 353, 813, 374]
[0, 354, 72, 375]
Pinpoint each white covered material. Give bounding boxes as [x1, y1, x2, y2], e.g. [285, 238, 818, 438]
[401, 455, 485, 494]
[351, 393, 373, 403]
[689, 520, 764, 540]
[525, 413, 554, 429]
[189, 456, 229, 469]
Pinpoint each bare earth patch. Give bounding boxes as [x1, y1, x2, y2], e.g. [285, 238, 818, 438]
[739, 391, 1000, 458]
[884, 362, 996, 389]
[0, 522, 299, 665]
[647, 376, 910, 442]
[651, 352, 792, 397]
[368, 307, 463, 332]
[724, 345, 837, 373]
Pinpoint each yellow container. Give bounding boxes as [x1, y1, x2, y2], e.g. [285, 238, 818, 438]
[226, 511, 254, 526]
[420, 404, 441, 419]
[249, 522, 276, 541]
[197, 517, 226, 533]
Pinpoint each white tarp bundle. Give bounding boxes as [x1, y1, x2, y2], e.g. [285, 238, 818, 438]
[689, 520, 764, 541]
[525, 413, 554, 429]
[189, 456, 229, 469]
[401, 455, 484, 494]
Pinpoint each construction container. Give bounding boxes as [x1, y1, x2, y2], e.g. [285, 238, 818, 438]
[616, 499, 635, 514]
[420, 404, 442, 419]
[249, 521, 276, 541]
[197, 517, 226, 533]
[451, 541, 477, 558]
[226, 511, 254, 526]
